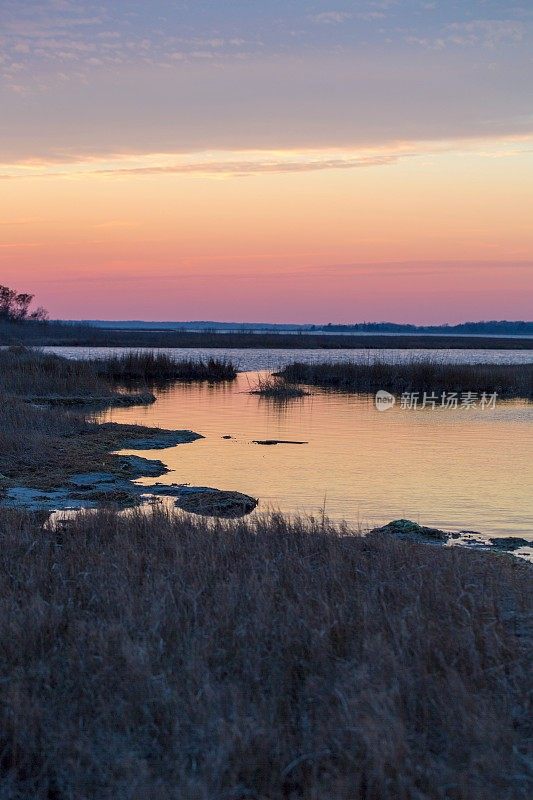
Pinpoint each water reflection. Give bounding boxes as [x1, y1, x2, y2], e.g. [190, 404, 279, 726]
[100, 372, 533, 537]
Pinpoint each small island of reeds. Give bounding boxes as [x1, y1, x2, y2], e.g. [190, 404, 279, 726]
[279, 359, 533, 398]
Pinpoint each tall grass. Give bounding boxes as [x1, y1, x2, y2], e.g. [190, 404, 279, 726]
[0, 397, 90, 481]
[0, 349, 212, 486]
[93, 350, 237, 382]
[0, 508, 530, 799]
[249, 374, 309, 399]
[0, 347, 116, 401]
[0, 348, 236, 402]
[280, 359, 533, 398]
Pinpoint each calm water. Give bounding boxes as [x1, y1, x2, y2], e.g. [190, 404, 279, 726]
[42, 347, 533, 536]
[95, 371, 533, 538]
[42, 346, 533, 371]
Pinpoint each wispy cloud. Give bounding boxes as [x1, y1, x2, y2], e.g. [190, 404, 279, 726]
[446, 20, 525, 47]
[309, 11, 352, 25]
[1, 136, 531, 180]
[1, 2, 531, 158]
[407, 19, 525, 50]
[92, 153, 409, 177]
[0, 151, 409, 180]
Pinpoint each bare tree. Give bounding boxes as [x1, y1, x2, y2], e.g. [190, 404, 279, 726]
[0, 285, 48, 322]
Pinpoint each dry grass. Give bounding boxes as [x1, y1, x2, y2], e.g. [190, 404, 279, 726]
[0, 397, 177, 488]
[280, 359, 533, 398]
[0, 397, 88, 481]
[93, 350, 237, 383]
[0, 348, 236, 400]
[0, 347, 118, 402]
[249, 374, 309, 399]
[0, 349, 201, 488]
[0, 508, 530, 799]
[0, 348, 159, 487]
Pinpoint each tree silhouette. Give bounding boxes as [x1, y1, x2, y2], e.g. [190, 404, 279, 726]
[0, 286, 48, 322]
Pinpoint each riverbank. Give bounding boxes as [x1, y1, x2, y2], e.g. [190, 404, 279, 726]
[0, 348, 241, 505]
[0, 507, 530, 799]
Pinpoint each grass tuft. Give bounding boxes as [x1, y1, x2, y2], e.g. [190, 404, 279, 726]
[249, 374, 309, 399]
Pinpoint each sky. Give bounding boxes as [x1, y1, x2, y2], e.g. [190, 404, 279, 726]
[0, 0, 532, 323]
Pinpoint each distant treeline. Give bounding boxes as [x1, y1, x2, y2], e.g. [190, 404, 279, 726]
[79, 319, 533, 336]
[317, 321, 533, 335]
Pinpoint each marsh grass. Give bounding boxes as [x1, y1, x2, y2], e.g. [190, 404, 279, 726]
[0, 349, 152, 484]
[249, 374, 309, 399]
[0, 348, 236, 400]
[93, 350, 237, 382]
[0, 347, 117, 401]
[0, 397, 89, 481]
[0, 349, 208, 488]
[0, 396, 177, 488]
[0, 507, 530, 799]
[280, 359, 533, 398]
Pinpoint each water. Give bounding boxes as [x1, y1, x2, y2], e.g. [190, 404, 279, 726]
[94, 371, 533, 538]
[41, 346, 533, 371]
[40, 347, 533, 536]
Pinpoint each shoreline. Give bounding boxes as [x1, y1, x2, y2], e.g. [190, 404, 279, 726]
[0, 348, 529, 549]
[2, 326, 533, 350]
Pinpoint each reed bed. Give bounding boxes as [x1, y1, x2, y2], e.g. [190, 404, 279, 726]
[0, 507, 530, 799]
[0, 348, 237, 402]
[279, 359, 533, 398]
[93, 350, 237, 382]
[0, 347, 116, 401]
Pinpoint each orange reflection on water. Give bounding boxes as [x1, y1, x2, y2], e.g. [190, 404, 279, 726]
[103, 373, 533, 536]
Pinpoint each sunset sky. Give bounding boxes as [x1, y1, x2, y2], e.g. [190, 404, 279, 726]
[1, 0, 532, 322]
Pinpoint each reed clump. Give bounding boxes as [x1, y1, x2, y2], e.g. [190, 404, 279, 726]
[0, 507, 530, 799]
[280, 359, 533, 398]
[249, 374, 309, 399]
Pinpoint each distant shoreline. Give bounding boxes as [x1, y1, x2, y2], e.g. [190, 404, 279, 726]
[7, 330, 533, 350]
[76, 319, 533, 337]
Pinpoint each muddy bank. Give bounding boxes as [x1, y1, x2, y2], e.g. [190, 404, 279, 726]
[0, 426, 258, 518]
[0, 347, 257, 518]
[1, 473, 258, 518]
[373, 519, 532, 556]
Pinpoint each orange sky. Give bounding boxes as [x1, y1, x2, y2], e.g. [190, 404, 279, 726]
[1, 1, 532, 322]
[1, 142, 531, 321]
